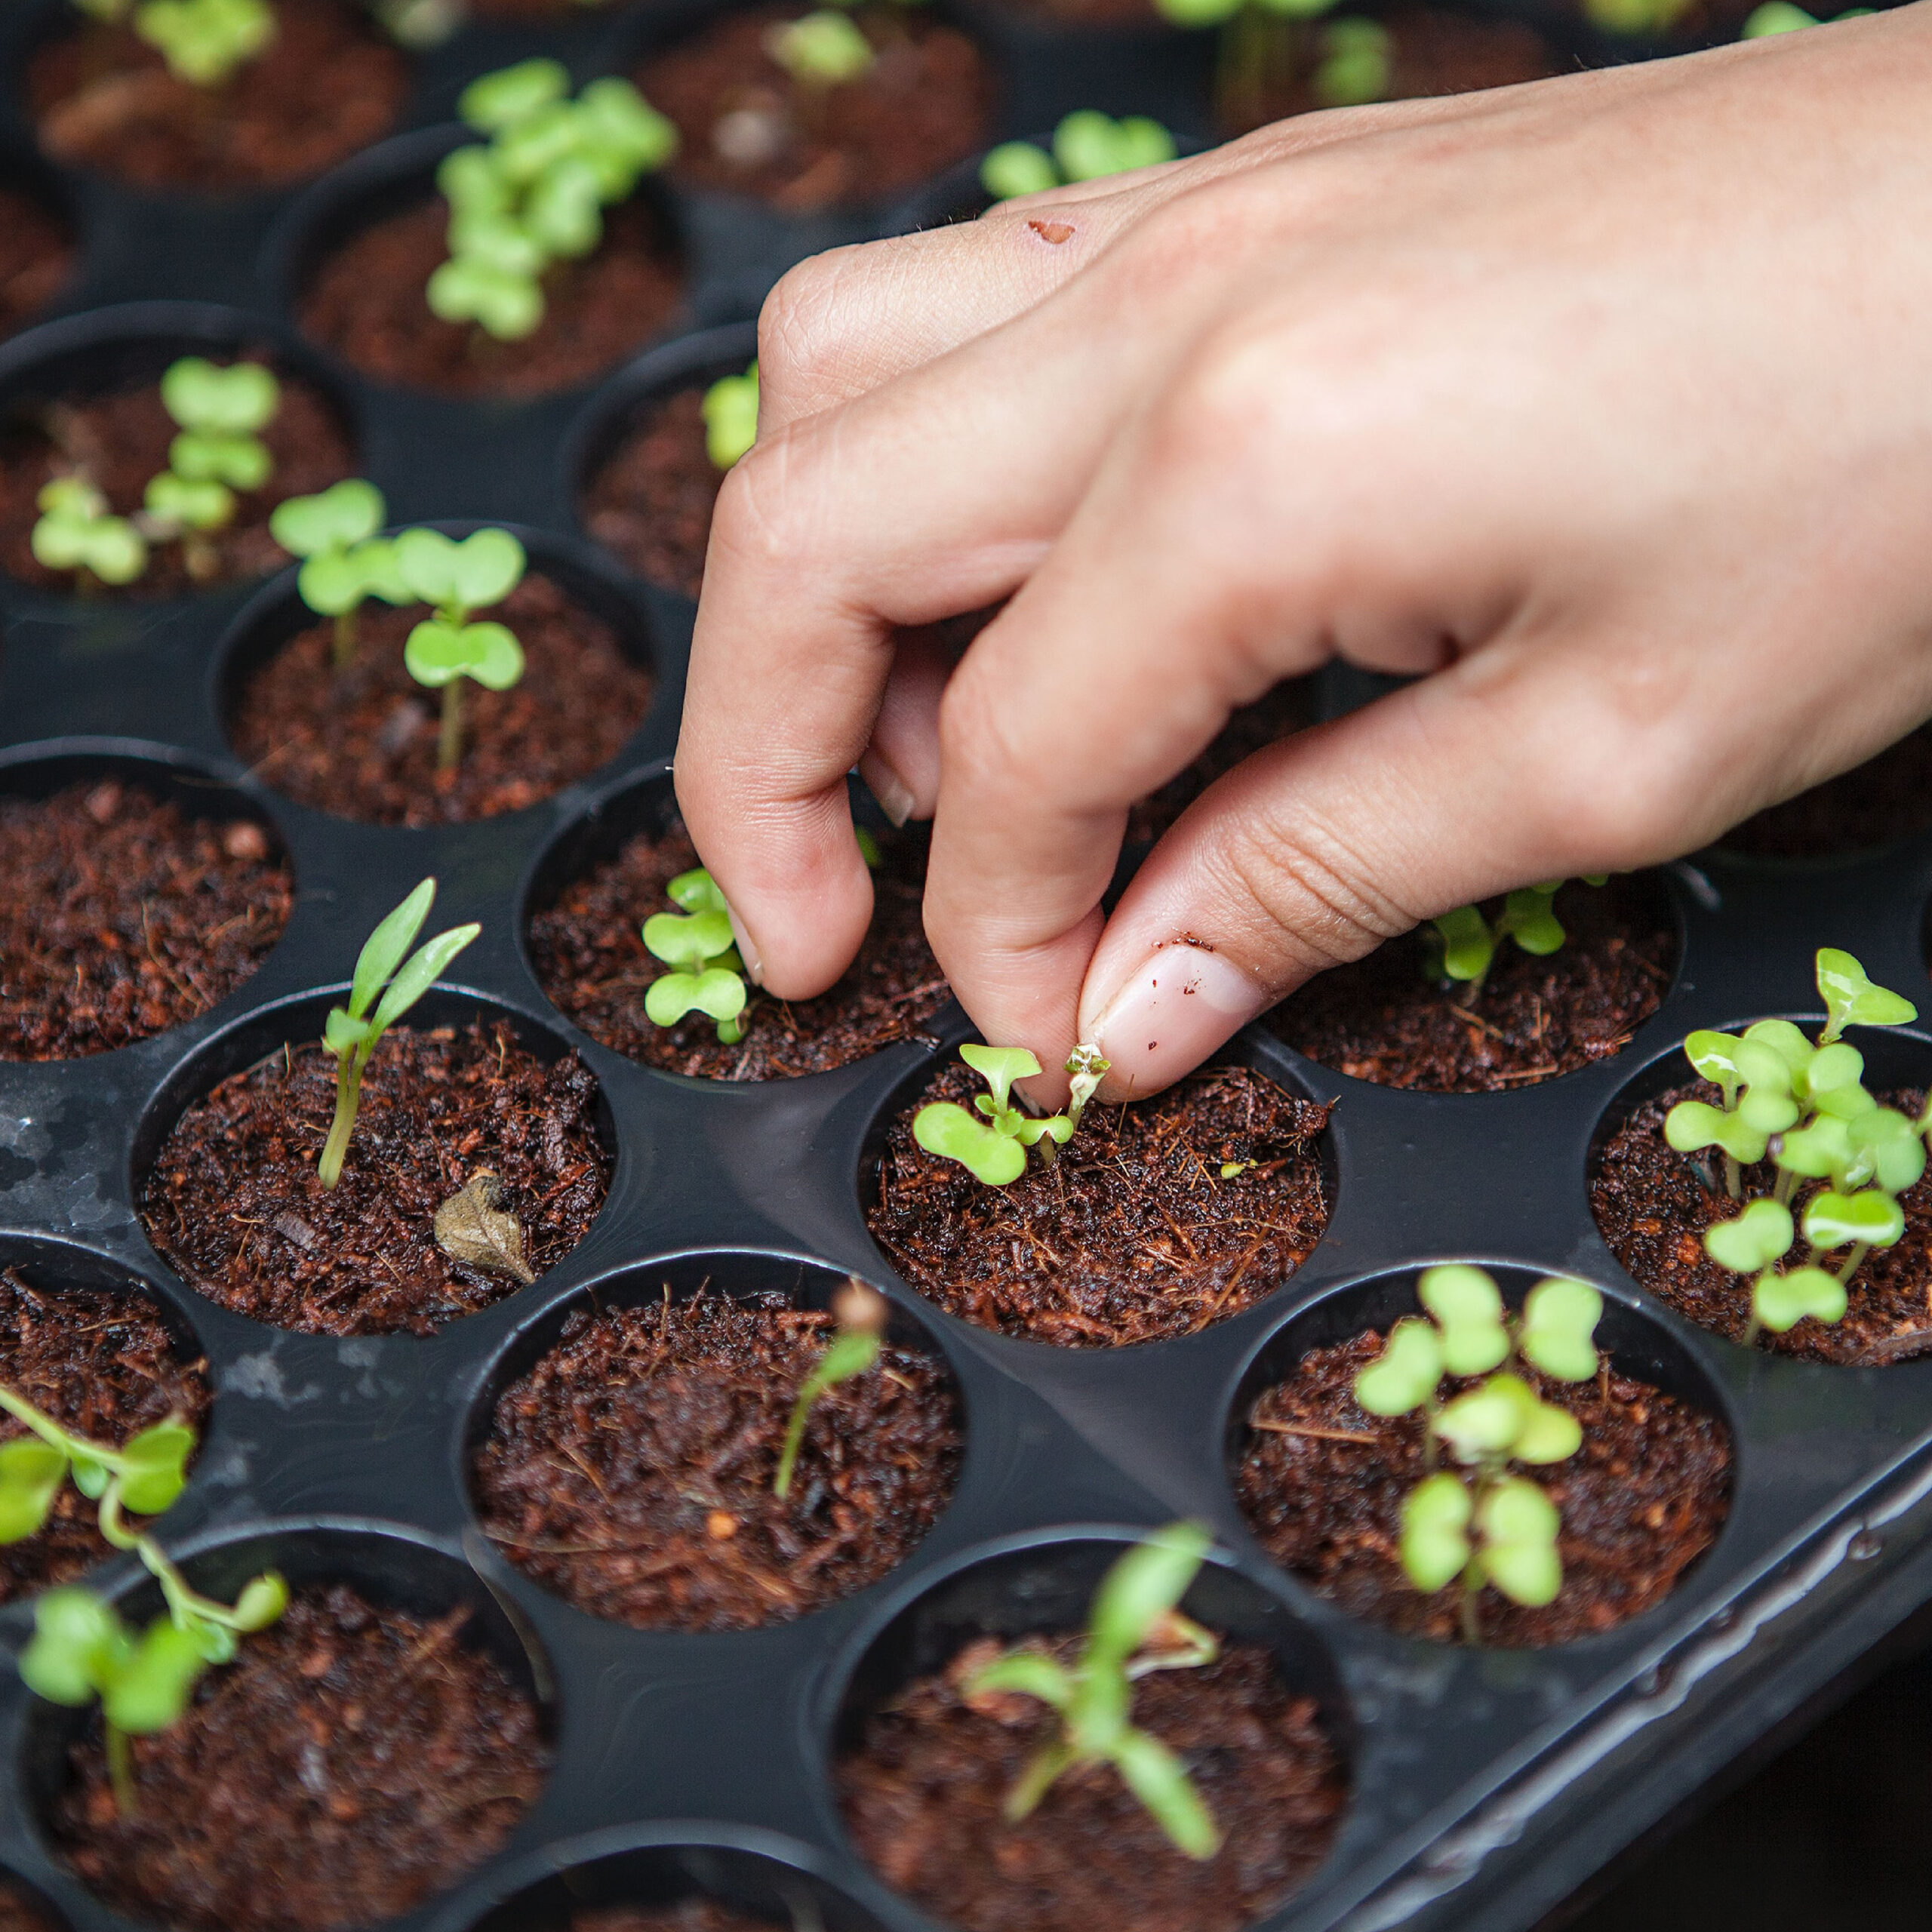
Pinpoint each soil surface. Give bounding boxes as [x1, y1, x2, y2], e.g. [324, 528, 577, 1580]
[1223, 6, 1552, 135]
[575, 1909, 773, 1932]
[1, 778, 291, 1061]
[640, 5, 996, 211]
[1595, 1080, 1932, 1365]
[229, 574, 653, 826]
[29, 0, 408, 193]
[51, 1585, 549, 1932]
[0, 1887, 48, 1932]
[1127, 680, 1313, 844]
[0, 1268, 210, 1607]
[0, 360, 354, 598]
[302, 197, 684, 398]
[531, 818, 949, 1078]
[1266, 875, 1675, 1092]
[475, 1287, 961, 1631]
[868, 1060, 1331, 1344]
[1235, 1328, 1732, 1644]
[839, 1636, 1346, 1932]
[583, 383, 725, 599]
[140, 1018, 611, 1337]
[1719, 723, 1932, 860]
[0, 188, 70, 340]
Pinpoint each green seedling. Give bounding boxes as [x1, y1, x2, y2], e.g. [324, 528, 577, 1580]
[979, 111, 1177, 201]
[1351, 1265, 1601, 1641]
[0, 1391, 191, 1543]
[963, 1521, 1224, 1859]
[641, 866, 749, 1044]
[142, 357, 281, 580]
[1311, 16, 1390, 104]
[270, 478, 404, 671]
[1429, 876, 1608, 995]
[774, 1278, 888, 1500]
[394, 527, 527, 770]
[702, 363, 760, 470]
[1152, 0, 1385, 131]
[1581, 0, 1692, 31]
[319, 878, 481, 1189]
[913, 1041, 1111, 1185]
[30, 478, 148, 590]
[117, 0, 276, 87]
[429, 62, 678, 343]
[766, 8, 876, 91]
[1741, 2, 1871, 29]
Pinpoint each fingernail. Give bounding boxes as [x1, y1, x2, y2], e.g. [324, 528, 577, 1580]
[728, 909, 764, 986]
[1089, 945, 1266, 1101]
[858, 749, 916, 828]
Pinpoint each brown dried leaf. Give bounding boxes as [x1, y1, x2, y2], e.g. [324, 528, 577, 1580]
[433, 1170, 535, 1285]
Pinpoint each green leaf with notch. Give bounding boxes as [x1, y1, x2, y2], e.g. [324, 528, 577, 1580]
[1817, 948, 1918, 1044]
[1517, 1276, 1602, 1382]
[1352, 1316, 1442, 1416]
[1475, 1478, 1562, 1607]
[1754, 1266, 1847, 1334]
[1417, 1263, 1510, 1376]
[912, 1100, 1028, 1186]
[1802, 1189, 1906, 1251]
[1399, 1470, 1472, 1592]
[1703, 1198, 1795, 1274]
[404, 618, 525, 692]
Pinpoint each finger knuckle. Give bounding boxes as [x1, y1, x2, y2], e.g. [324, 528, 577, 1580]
[756, 242, 875, 413]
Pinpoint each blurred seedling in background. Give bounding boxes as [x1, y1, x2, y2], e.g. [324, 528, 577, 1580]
[72, 0, 277, 87]
[271, 478, 405, 671]
[1349, 1266, 1603, 1641]
[395, 527, 527, 771]
[143, 357, 281, 581]
[30, 478, 147, 590]
[979, 111, 1177, 201]
[641, 867, 749, 1044]
[766, 7, 877, 120]
[773, 1278, 888, 1500]
[319, 877, 481, 1189]
[703, 363, 759, 470]
[914, 1042, 1110, 1185]
[1152, 0, 1389, 127]
[1740, 2, 1870, 28]
[1581, 0, 1689, 32]
[963, 1521, 1224, 1859]
[429, 60, 678, 343]
[1428, 876, 1607, 996]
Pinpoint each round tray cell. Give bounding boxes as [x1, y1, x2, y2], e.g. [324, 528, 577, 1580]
[1263, 869, 1683, 1095]
[1718, 721, 1932, 863]
[285, 125, 689, 401]
[0, 1233, 216, 1609]
[1227, 1265, 1734, 1648]
[1592, 1020, 1932, 1366]
[0, 158, 75, 346]
[135, 988, 617, 1338]
[0, 750, 293, 1063]
[571, 320, 761, 603]
[220, 524, 660, 828]
[828, 1531, 1353, 1932]
[468, 1249, 965, 1632]
[525, 766, 952, 1081]
[0, 306, 360, 605]
[24, 0, 412, 196]
[859, 1032, 1336, 1348]
[20, 1523, 555, 1932]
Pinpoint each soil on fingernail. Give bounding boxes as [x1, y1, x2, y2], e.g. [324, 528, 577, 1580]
[530, 820, 949, 1079]
[51, 1586, 549, 1932]
[867, 1060, 1331, 1345]
[583, 385, 726, 601]
[0, 189, 71, 341]
[639, 4, 996, 211]
[1266, 875, 1675, 1093]
[1235, 1327, 1732, 1644]
[1719, 723, 1932, 860]
[838, 1638, 1347, 1932]
[140, 1018, 611, 1337]
[1126, 679, 1312, 844]
[1595, 1079, 1932, 1365]
[0, 1269, 211, 1605]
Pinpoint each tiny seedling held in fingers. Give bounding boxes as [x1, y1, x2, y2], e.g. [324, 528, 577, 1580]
[913, 1042, 1109, 1186]
[1427, 876, 1608, 995]
[141, 357, 281, 580]
[979, 111, 1177, 201]
[270, 478, 404, 670]
[773, 1278, 889, 1500]
[641, 866, 749, 1044]
[702, 363, 760, 470]
[318, 877, 481, 1189]
[964, 1521, 1224, 1859]
[395, 526, 528, 771]
[31, 477, 148, 590]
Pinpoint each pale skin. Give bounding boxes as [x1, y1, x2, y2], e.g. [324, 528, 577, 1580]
[676, 8, 1932, 1105]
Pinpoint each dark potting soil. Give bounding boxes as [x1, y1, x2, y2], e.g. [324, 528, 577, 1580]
[0, 1887, 48, 1932]
[140, 1018, 611, 1337]
[1266, 875, 1675, 1092]
[530, 818, 950, 1079]
[1719, 721, 1932, 860]
[51, 1586, 549, 1932]
[0, 361, 354, 598]
[867, 1061, 1331, 1345]
[0, 189, 70, 340]
[475, 1288, 961, 1632]
[1125, 679, 1313, 845]
[228, 574, 653, 826]
[583, 384, 722, 600]
[838, 1638, 1346, 1932]
[574, 1909, 774, 1932]
[1235, 1329, 1732, 1645]
[29, 0, 409, 193]
[1595, 1080, 1932, 1366]
[638, 4, 997, 212]
[0, 778, 291, 1061]
[1221, 6, 1553, 136]
[300, 197, 685, 399]
[0, 1269, 211, 1607]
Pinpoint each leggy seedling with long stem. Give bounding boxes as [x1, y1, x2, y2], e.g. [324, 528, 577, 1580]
[773, 1278, 888, 1500]
[964, 1521, 1225, 1858]
[270, 478, 405, 671]
[912, 1042, 1111, 1186]
[395, 527, 527, 771]
[318, 877, 481, 1189]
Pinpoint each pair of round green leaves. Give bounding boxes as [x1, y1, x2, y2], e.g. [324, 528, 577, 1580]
[30, 478, 147, 584]
[1698, 1193, 1893, 1333]
[642, 868, 748, 1030]
[395, 528, 529, 692]
[979, 111, 1179, 202]
[767, 10, 876, 84]
[134, 0, 275, 88]
[0, 1417, 192, 1545]
[1401, 1471, 1563, 1607]
[912, 1044, 1075, 1186]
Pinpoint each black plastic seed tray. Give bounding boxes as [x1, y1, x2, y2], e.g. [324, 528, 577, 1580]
[2, 3, 1932, 1930]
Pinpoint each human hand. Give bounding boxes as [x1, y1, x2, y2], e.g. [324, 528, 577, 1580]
[675, 9, 1932, 1102]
